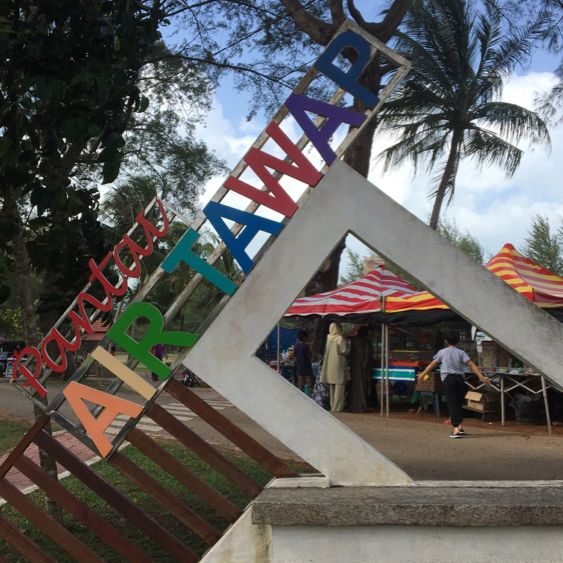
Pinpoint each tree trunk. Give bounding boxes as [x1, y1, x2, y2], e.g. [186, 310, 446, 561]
[429, 129, 462, 230]
[3, 185, 62, 520]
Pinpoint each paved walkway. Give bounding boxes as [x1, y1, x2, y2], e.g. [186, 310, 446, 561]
[0, 431, 98, 493]
[0, 387, 232, 492]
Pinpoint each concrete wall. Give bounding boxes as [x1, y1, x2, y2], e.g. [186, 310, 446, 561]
[270, 525, 563, 563]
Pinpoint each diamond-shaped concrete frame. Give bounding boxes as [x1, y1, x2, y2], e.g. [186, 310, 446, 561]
[185, 160, 563, 485]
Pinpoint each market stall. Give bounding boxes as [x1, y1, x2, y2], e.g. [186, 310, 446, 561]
[286, 243, 563, 424]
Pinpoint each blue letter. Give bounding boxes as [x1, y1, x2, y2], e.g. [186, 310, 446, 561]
[314, 30, 379, 108]
[203, 202, 283, 273]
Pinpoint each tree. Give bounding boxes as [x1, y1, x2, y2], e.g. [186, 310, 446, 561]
[500, 0, 563, 123]
[377, 0, 551, 230]
[0, 1, 169, 342]
[438, 221, 484, 264]
[524, 214, 563, 274]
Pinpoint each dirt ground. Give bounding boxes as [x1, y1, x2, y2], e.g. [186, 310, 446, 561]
[2, 378, 563, 482]
[176, 405, 563, 482]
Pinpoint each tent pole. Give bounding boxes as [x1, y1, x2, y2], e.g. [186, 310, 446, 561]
[276, 322, 281, 374]
[380, 324, 385, 417]
[385, 324, 390, 418]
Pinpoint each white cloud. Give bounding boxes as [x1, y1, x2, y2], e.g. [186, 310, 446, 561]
[368, 71, 563, 257]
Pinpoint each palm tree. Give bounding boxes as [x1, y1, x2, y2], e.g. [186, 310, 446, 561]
[377, 0, 551, 229]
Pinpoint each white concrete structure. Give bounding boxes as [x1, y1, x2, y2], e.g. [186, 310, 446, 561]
[185, 160, 563, 486]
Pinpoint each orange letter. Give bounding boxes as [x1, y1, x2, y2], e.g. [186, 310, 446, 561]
[64, 382, 143, 457]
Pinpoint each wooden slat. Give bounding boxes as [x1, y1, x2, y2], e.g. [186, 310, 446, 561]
[0, 511, 56, 563]
[33, 430, 197, 562]
[0, 480, 103, 563]
[147, 403, 262, 497]
[15, 455, 154, 563]
[165, 379, 298, 477]
[0, 414, 49, 478]
[110, 452, 221, 545]
[126, 428, 241, 522]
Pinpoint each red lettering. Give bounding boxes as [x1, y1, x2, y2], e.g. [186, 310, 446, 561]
[113, 237, 142, 278]
[135, 199, 170, 241]
[13, 347, 47, 397]
[41, 333, 68, 373]
[88, 255, 127, 297]
[224, 121, 322, 217]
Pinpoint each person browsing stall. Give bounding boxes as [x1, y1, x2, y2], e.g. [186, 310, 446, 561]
[417, 332, 490, 439]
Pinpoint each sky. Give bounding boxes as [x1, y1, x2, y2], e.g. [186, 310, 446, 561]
[178, 6, 562, 275]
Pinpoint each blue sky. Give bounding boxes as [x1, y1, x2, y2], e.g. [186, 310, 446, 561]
[160, 5, 563, 273]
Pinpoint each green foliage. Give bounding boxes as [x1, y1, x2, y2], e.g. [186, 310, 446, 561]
[0, 1, 169, 325]
[339, 248, 369, 285]
[524, 214, 563, 274]
[377, 0, 551, 228]
[438, 221, 484, 264]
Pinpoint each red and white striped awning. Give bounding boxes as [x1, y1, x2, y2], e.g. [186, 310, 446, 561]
[285, 266, 419, 317]
[287, 244, 563, 319]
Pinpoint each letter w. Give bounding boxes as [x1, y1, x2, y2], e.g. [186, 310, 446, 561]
[224, 122, 322, 218]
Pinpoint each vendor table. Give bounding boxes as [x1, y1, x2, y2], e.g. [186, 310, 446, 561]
[373, 368, 416, 381]
[464, 371, 553, 435]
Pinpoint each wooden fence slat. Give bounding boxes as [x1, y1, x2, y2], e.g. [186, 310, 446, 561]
[0, 415, 49, 478]
[0, 480, 103, 563]
[126, 428, 241, 522]
[110, 452, 221, 545]
[147, 403, 262, 497]
[0, 511, 56, 563]
[165, 379, 298, 477]
[15, 455, 154, 563]
[33, 430, 198, 563]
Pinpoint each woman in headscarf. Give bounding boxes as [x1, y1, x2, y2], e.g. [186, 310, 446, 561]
[320, 322, 350, 412]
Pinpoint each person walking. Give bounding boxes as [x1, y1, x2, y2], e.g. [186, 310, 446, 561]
[150, 343, 167, 382]
[320, 322, 350, 412]
[417, 332, 490, 438]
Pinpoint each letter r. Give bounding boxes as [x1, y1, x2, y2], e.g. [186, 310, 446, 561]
[107, 302, 198, 379]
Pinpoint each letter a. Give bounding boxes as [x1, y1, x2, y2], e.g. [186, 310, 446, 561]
[203, 201, 283, 273]
[64, 382, 143, 457]
[286, 93, 366, 165]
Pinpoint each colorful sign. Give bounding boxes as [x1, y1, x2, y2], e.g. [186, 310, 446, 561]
[13, 21, 410, 458]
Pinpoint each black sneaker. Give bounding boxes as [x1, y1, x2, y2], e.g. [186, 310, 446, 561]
[450, 431, 462, 438]
[458, 429, 466, 435]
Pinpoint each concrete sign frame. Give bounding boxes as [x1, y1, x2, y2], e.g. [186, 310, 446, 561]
[185, 160, 563, 485]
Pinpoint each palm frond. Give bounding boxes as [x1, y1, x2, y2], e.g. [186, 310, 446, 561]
[463, 128, 523, 177]
[473, 101, 551, 149]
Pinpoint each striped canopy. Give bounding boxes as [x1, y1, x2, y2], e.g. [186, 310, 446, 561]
[485, 243, 563, 308]
[285, 266, 419, 317]
[375, 243, 563, 313]
[287, 244, 563, 319]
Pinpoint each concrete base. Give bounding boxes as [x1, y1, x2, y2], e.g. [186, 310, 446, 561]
[252, 483, 563, 562]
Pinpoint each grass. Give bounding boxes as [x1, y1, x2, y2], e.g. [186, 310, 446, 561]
[0, 420, 31, 455]
[0, 440, 290, 562]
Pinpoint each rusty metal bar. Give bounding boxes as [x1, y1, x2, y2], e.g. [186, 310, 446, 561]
[125, 428, 241, 522]
[110, 451, 221, 545]
[0, 511, 56, 563]
[0, 414, 49, 479]
[15, 455, 154, 563]
[165, 379, 298, 478]
[147, 403, 262, 497]
[0, 480, 104, 563]
[33, 430, 197, 562]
